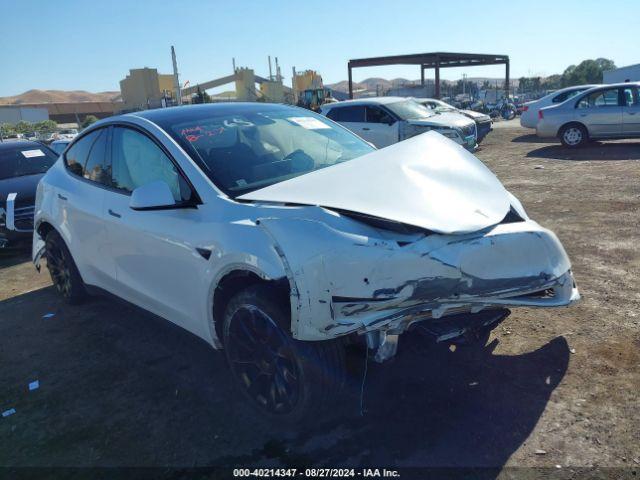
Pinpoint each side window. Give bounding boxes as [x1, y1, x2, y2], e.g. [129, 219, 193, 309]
[335, 106, 365, 122]
[325, 108, 340, 121]
[552, 91, 571, 103]
[622, 87, 637, 106]
[578, 88, 620, 108]
[83, 129, 110, 185]
[365, 106, 394, 124]
[64, 130, 101, 177]
[111, 127, 192, 202]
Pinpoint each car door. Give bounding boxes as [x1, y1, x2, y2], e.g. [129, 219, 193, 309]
[575, 87, 623, 137]
[58, 127, 116, 287]
[101, 125, 207, 334]
[622, 86, 640, 135]
[364, 106, 399, 148]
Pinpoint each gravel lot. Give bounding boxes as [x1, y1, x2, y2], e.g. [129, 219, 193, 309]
[1, 123, 639, 475]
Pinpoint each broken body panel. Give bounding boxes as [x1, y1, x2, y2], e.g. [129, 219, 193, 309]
[239, 133, 579, 341]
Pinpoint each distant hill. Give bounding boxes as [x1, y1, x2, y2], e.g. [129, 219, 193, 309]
[328, 77, 418, 93]
[327, 76, 518, 93]
[0, 89, 121, 105]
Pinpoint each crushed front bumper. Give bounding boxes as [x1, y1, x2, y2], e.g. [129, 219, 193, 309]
[259, 218, 580, 341]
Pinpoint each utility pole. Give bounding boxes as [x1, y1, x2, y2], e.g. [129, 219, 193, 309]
[292, 66, 298, 104]
[171, 46, 182, 106]
[268, 56, 273, 81]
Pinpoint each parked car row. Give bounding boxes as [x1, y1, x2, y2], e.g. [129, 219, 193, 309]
[26, 102, 578, 419]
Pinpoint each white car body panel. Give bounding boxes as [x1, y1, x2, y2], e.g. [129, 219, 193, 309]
[33, 106, 579, 350]
[239, 132, 509, 235]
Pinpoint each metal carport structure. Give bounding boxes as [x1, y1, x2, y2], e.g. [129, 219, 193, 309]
[347, 52, 510, 99]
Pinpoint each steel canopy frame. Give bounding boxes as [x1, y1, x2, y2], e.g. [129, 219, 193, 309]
[347, 52, 510, 99]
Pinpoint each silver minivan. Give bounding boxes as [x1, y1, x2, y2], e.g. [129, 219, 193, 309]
[536, 82, 640, 147]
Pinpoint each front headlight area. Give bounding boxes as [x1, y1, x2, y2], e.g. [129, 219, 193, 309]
[400, 123, 463, 142]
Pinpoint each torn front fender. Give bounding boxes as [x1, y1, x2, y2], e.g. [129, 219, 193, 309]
[257, 216, 579, 341]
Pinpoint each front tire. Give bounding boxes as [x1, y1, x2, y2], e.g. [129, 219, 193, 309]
[560, 123, 588, 148]
[222, 284, 345, 422]
[45, 230, 87, 304]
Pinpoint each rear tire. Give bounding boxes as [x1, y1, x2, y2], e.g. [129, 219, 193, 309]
[222, 284, 345, 422]
[45, 230, 87, 304]
[560, 123, 588, 148]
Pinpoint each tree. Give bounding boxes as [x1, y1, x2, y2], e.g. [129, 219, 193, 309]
[561, 58, 616, 86]
[81, 115, 99, 129]
[0, 123, 16, 138]
[34, 120, 57, 134]
[14, 121, 32, 134]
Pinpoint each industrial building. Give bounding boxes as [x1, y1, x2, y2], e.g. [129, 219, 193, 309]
[604, 63, 640, 84]
[119, 67, 176, 111]
[0, 106, 49, 124]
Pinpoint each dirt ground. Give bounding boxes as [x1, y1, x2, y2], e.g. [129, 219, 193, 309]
[1, 123, 639, 476]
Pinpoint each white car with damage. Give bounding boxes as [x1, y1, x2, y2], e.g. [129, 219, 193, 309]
[33, 103, 579, 419]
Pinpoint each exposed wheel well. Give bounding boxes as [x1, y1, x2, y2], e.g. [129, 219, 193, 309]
[36, 221, 55, 240]
[213, 270, 291, 344]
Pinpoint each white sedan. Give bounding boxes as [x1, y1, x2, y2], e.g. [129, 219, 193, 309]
[33, 103, 579, 419]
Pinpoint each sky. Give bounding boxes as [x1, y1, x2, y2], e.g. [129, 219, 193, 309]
[1, 0, 638, 97]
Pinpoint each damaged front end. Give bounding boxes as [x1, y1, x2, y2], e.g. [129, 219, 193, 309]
[257, 215, 579, 359]
[239, 132, 579, 360]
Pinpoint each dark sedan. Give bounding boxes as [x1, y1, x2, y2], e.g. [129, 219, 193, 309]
[0, 140, 58, 248]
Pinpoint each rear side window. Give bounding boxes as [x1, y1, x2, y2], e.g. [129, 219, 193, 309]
[83, 129, 110, 184]
[552, 88, 586, 103]
[64, 129, 111, 186]
[577, 88, 620, 108]
[111, 127, 192, 202]
[327, 106, 365, 122]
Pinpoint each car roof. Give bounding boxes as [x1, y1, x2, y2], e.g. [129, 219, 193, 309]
[0, 139, 45, 151]
[127, 102, 301, 125]
[322, 97, 408, 109]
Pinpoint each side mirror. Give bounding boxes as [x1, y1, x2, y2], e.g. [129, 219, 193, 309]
[130, 181, 177, 211]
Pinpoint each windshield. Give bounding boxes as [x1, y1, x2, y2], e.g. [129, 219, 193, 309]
[0, 145, 57, 180]
[160, 105, 375, 196]
[385, 100, 434, 120]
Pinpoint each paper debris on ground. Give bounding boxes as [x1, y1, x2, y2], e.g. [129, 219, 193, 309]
[29, 380, 39, 391]
[42, 313, 55, 319]
[2, 408, 16, 418]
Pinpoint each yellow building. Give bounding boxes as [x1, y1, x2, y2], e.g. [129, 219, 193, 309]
[119, 68, 175, 111]
[294, 70, 323, 93]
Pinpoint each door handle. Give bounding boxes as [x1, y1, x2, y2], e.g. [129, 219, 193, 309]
[57, 193, 67, 201]
[628, 112, 637, 115]
[108, 209, 121, 218]
[362, 127, 370, 131]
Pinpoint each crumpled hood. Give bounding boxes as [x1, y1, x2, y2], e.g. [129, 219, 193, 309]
[408, 111, 474, 129]
[238, 131, 512, 234]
